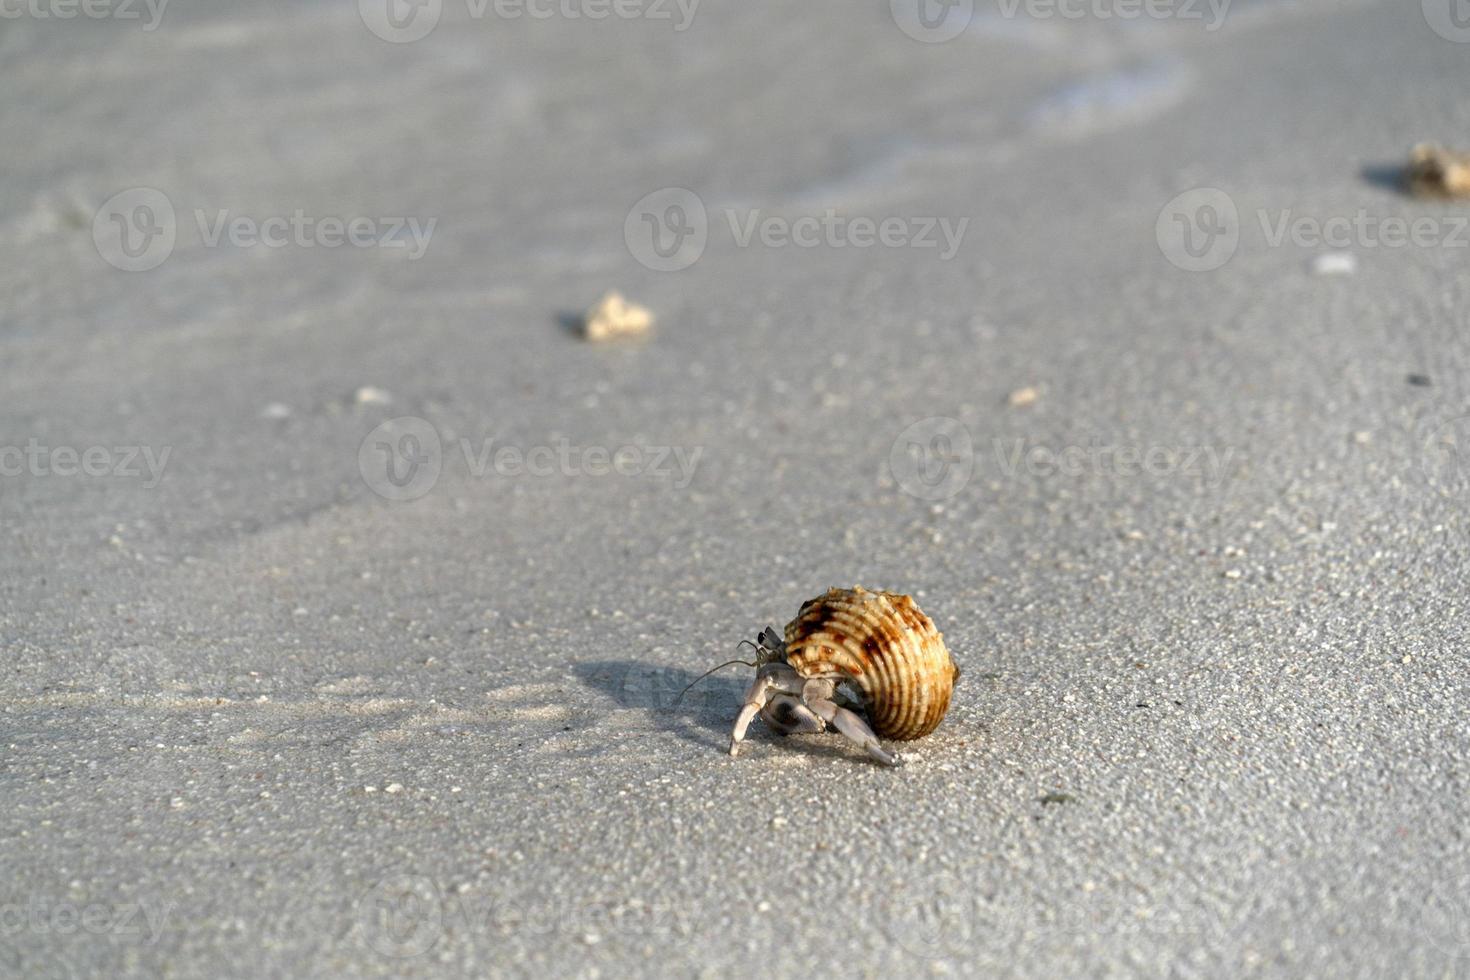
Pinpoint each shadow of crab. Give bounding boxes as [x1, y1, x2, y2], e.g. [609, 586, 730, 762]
[573, 659, 889, 763]
[570, 658, 858, 758]
[575, 659, 774, 752]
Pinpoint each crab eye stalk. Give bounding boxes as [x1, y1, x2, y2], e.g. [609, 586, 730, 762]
[755, 626, 786, 665]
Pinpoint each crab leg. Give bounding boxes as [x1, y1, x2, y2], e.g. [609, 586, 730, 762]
[807, 696, 901, 767]
[729, 664, 805, 758]
[760, 694, 824, 736]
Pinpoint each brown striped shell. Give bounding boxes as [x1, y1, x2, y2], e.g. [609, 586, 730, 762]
[783, 586, 959, 740]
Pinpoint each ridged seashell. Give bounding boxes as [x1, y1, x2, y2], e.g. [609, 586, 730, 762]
[783, 586, 959, 741]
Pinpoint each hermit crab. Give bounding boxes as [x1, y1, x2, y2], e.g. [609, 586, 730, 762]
[689, 587, 960, 767]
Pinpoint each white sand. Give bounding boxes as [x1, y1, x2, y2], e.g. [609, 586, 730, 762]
[3, 0, 1469, 975]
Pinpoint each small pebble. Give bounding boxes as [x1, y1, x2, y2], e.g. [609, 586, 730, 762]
[1310, 252, 1357, 276]
[354, 386, 393, 406]
[1223, 569, 1242, 579]
[583, 291, 653, 342]
[1008, 386, 1040, 408]
[385, 783, 404, 794]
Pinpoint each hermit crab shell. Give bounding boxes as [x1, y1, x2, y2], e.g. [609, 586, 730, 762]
[783, 586, 959, 740]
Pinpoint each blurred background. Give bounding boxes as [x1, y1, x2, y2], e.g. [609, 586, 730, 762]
[3, 0, 1469, 976]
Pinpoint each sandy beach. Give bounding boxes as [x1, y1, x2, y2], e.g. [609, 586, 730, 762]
[2, 0, 1469, 975]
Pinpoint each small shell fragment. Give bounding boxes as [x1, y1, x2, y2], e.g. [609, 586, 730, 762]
[353, 386, 394, 406]
[1405, 144, 1470, 200]
[1310, 252, 1357, 276]
[1008, 386, 1040, 408]
[583, 291, 653, 341]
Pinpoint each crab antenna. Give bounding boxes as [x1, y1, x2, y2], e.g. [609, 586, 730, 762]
[672, 649, 758, 707]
